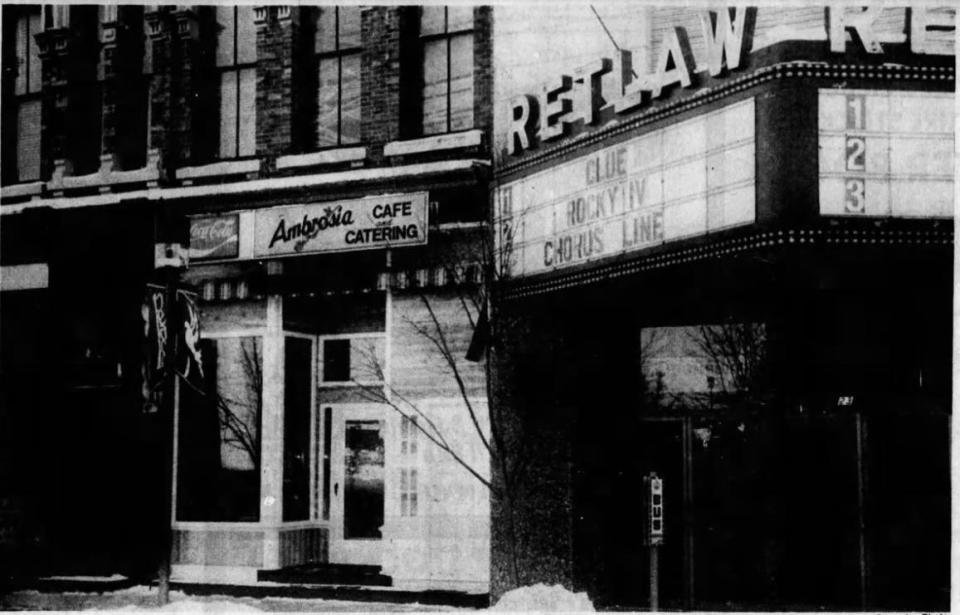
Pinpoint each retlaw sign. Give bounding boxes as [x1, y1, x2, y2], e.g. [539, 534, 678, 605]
[504, 6, 955, 155]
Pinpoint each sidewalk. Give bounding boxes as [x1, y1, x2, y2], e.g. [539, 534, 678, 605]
[0, 585, 474, 612]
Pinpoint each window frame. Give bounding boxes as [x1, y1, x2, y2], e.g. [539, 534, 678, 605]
[11, 8, 43, 183]
[283, 332, 319, 523]
[317, 332, 387, 388]
[43, 4, 70, 30]
[419, 6, 475, 136]
[215, 5, 257, 160]
[399, 415, 420, 518]
[173, 329, 266, 525]
[313, 6, 363, 149]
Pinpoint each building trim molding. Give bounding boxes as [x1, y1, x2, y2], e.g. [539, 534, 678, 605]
[275, 147, 368, 170]
[0, 263, 50, 291]
[1, 159, 491, 216]
[384, 130, 484, 157]
[503, 225, 954, 300]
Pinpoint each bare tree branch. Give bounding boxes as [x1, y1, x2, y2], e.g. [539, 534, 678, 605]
[417, 294, 493, 457]
[351, 377, 497, 494]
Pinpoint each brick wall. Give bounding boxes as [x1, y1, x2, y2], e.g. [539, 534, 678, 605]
[3, 4, 496, 184]
[145, 9, 173, 173]
[473, 6, 494, 141]
[361, 7, 403, 161]
[169, 7, 210, 166]
[255, 6, 301, 165]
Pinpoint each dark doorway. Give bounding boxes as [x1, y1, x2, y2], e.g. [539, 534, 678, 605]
[574, 417, 685, 609]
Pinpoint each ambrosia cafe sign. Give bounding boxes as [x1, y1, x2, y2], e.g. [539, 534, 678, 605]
[254, 193, 429, 257]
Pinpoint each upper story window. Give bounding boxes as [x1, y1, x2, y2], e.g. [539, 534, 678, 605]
[420, 6, 474, 136]
[314, 6, 361, 148]
[216, 6, 256, 159]
[11, 8, 42, 182]
[98, 4, 117, 24]
[43, 4, 69, 29]
[101, 6, 148, 171]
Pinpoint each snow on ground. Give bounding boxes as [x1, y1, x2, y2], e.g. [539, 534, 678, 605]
[0, 586, 470, 612]
[489, 584, 594, 612]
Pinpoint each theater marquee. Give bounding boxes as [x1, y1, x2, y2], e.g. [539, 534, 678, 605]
[818, 89, 954, 218]
[496, 98, 755, 278]
[254, 193, 429, 257]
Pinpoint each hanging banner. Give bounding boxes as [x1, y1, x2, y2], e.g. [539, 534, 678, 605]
[176, 289, 204, 385]
[141, 284, 168, 414]
[141, 285, 206, 414]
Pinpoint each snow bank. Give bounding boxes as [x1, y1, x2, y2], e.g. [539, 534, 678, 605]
[490, 584, 594, 612]
[98, 594, 261, 612]
[107, 599, 260, 612]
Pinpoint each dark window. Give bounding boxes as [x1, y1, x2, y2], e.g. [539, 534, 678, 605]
[216, 6, 256, 159]
[322, 407, 332, 520]
[283, 337, 312, 521]
[323, 338, 350, 382]
[43, 5, 69, 29]
[344, 419, 385, 539]
[177, 336, 262, 522]
[420, 6, 474, 136]
[314, 6, 361, 147]
[320, 336, 385, 383]
[109, 6, 148, 171]
[65, 6, 102, 176]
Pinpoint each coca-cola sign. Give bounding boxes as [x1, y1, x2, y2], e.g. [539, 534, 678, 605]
[189, 214, 239, 261]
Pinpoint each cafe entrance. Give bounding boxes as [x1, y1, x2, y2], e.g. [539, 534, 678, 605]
[327, 404, 387, 566]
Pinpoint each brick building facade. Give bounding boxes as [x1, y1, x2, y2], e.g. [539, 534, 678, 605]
[1, 4, 494, 593]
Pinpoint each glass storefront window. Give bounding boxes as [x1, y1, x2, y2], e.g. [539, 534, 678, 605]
[343, 419, 385, 538]
[283, 337, 313, 521]
[177, 336, 262, 522]
[319, 336, 385, 385]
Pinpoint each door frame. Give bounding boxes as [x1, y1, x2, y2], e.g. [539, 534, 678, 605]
[327, 403, 388, 566]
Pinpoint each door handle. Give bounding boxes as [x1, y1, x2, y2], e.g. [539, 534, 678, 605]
[334, 482, 339, 496]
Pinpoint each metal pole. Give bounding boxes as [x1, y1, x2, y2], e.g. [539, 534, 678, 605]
[649, 543, 659, 612]
[682, 417, 694, 609]
[157, 274, 176, 606]
[855, 412, 868, 610]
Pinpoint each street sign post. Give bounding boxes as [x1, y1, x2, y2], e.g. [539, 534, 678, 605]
[644, 472, 664, 611]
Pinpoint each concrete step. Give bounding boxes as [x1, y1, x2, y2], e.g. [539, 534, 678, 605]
[258, 563, 391, 587]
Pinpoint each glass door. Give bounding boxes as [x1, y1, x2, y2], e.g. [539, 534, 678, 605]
[328, 405, 385, 565]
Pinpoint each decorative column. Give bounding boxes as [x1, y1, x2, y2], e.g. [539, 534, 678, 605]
[260, 292, 286, 568]
[98, 6, 145, 175]
[144, 7, 173, 182]
[35, 16, 73, 186]
[169, 5, 209, 166]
